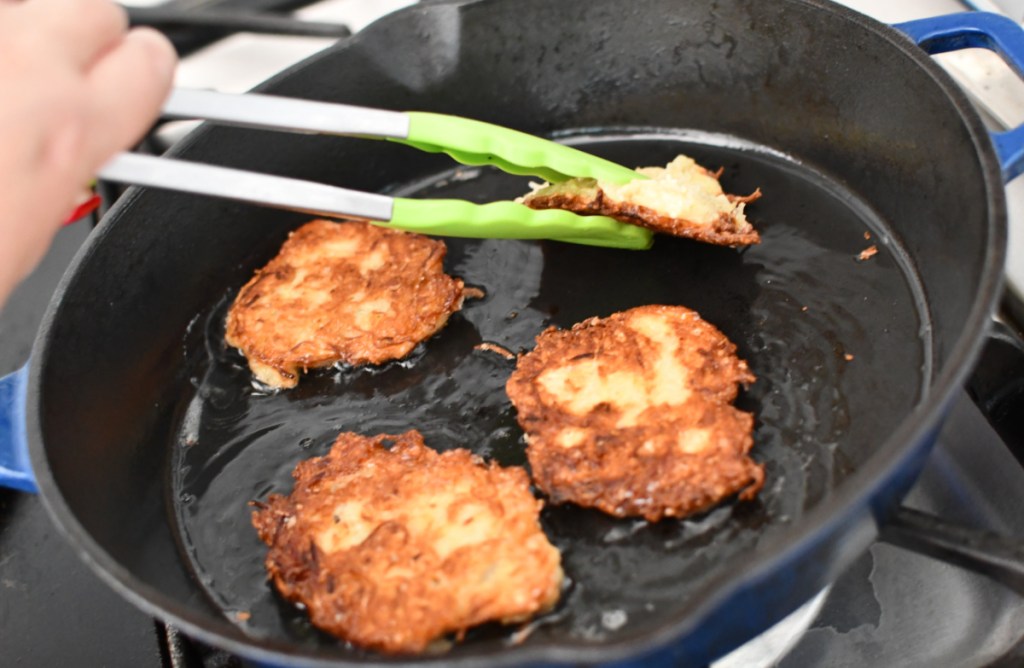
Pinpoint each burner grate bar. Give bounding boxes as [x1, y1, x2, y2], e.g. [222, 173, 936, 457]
[122, 0, 339, 56]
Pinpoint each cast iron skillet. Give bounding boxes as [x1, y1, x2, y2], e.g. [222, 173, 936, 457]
[3, 0, 1021, 665]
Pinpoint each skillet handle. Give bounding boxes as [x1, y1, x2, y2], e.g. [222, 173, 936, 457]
[0, 365, 38, 493]
[880, 325, 1024, 593]
[892, 12, 1024, 182]
[882, 507, 1024, 595]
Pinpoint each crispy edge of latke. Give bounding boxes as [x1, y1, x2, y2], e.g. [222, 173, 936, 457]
[505, 305, 763, 521]
[523, 402, 764, 520]
[523, 187, 762, 247]
[224, 220, 467, 389]
[250, 431, 563, 654]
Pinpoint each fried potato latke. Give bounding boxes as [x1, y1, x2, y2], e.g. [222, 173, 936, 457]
[506, 305, 763, 521]
[251, 430, 563, 655]
[520, 155, 761, 247]
[225, 220, 467, 388]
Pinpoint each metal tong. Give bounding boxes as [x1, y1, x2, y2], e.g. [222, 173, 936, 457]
[99, 89, 653, 249]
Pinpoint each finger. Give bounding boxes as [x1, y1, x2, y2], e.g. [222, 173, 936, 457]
[82, 27, 176, 168]
[21, 0, 128, 69]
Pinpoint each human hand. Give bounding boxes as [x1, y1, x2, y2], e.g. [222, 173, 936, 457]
[0, 0, 176, 306]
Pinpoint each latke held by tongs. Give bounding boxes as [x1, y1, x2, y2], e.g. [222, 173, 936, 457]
[99, 89, 652, 250]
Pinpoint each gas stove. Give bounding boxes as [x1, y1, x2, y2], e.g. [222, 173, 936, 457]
[1, 1, 1023, 666]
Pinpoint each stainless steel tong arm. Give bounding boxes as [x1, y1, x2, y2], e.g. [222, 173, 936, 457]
[98, 89, 406, 221]
[162, 88, 411, 139]
[100, 153, 394, 222]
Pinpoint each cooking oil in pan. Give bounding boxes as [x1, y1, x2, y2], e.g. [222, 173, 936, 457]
[168, 131, 931, 655]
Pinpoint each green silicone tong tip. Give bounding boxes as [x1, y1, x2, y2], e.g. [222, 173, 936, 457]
[395, 112, 644, 186]
[390, 199, 654, 250]
[386, 112, 652, 249]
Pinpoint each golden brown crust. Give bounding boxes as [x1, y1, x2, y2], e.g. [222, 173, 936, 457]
[506, 305, 763, 521]
[225, 220, 466, 388]
[523, 189, 761, 247]
[251, 431, 563, 654]
[521, 156, 761, 247]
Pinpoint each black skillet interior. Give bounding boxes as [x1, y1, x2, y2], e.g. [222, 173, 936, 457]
[169, 131, 929, 656]
[31, 0, 998, 662]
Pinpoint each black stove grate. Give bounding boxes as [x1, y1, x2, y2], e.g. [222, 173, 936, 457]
[161, 624, 243, 668]
[130, 0, 345, 56]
